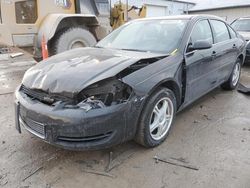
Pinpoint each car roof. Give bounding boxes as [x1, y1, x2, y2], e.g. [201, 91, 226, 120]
[135, 14, 224, 22]
[235, 17, 250, 20]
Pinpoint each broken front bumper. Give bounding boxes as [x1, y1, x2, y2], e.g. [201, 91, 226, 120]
[15, 90, 142, 150]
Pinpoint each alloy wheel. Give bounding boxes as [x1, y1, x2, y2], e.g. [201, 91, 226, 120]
[232, 62, 241, 86]
[149, 97, 174, 141]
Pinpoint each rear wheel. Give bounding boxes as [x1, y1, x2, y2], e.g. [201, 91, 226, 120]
[135, 88, 177, 147]
[221, 59, 241, 90]
[50, 27, 97, 55]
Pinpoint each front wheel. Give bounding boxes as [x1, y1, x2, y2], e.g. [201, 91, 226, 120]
[50, 27, 97, 55]
[135, 88, 177, 148]
[221, 59, 241, 90]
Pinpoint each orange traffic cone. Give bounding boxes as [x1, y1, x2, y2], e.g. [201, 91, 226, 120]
[41, 35, 49, 60]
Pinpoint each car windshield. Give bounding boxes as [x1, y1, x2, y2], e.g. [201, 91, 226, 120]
[96, 19, 188, 54]
[231, 19, 250, 32]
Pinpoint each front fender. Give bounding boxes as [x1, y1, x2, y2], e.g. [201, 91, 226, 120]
[122, 54, 183, 97]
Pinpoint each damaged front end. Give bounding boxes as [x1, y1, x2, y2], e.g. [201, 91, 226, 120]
[20, 78, 133, 112]
[70, 56, 166, 111]
[65, 57, 165, 111]
[19, 56, 166, 112]
[67, 78, 134, 111]
[15, 47, 170, 150]
[16, 78, 140, 150]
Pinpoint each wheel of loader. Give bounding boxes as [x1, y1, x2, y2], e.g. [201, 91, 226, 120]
[50, 27, 97, 55]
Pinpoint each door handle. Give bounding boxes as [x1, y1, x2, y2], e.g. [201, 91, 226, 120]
[211, 51, 217, 57]
[233, 44, 237, 49]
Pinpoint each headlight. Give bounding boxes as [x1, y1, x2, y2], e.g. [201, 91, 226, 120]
[65, 78, 133, 111]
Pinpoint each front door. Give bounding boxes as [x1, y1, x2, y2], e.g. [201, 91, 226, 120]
[184, 19, 217, 104]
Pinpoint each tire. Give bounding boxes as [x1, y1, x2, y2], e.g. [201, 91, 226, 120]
[221, 59, 241, 90]
[135, 88, 177, 148]
[50, 27, 97, 55]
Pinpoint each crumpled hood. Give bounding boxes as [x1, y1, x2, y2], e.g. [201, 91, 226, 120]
[22, 47, 163, 96]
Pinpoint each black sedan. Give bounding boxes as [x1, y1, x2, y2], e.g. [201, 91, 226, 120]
[15, 15, 246, 150]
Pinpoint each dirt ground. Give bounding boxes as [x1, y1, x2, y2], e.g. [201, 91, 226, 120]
[0, 57, 250, 188]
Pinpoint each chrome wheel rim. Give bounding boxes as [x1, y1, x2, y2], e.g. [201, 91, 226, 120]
[232, 63, 240, 86]
[149, 97, 174, 141]
[70, 40, 86, 49]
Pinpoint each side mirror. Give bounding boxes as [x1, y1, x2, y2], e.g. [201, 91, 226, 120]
[188, 40, 212, 52]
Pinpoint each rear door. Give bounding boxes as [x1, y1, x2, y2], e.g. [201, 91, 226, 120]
[184, 19, 216, 103]
[209, 20, 237, 83]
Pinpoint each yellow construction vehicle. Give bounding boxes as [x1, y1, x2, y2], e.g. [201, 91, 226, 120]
[0, 0, 146, 58]
[111, 2, 147, 30]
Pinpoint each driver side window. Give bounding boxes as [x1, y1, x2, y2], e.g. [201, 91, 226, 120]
[189, 20, 213, 47]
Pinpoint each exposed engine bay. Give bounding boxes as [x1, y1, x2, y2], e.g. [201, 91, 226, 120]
[77, 78, 133, 106]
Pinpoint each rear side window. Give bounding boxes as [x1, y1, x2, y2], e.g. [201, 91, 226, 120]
[231, 19, 250, 32]
[228, 26, 237, 38]
[190, 20, 213, 45]
[210, 20, 230, 43]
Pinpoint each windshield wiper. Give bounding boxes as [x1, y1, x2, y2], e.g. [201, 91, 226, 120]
[121, 48, 148, 52]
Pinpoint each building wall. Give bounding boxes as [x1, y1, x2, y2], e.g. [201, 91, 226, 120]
[112, 0, 195, 17]
[145, 0, 195, 16]
[189, 7, 250, 23]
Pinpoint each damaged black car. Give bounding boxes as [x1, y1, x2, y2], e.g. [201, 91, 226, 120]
[15, 15, 246, 150]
